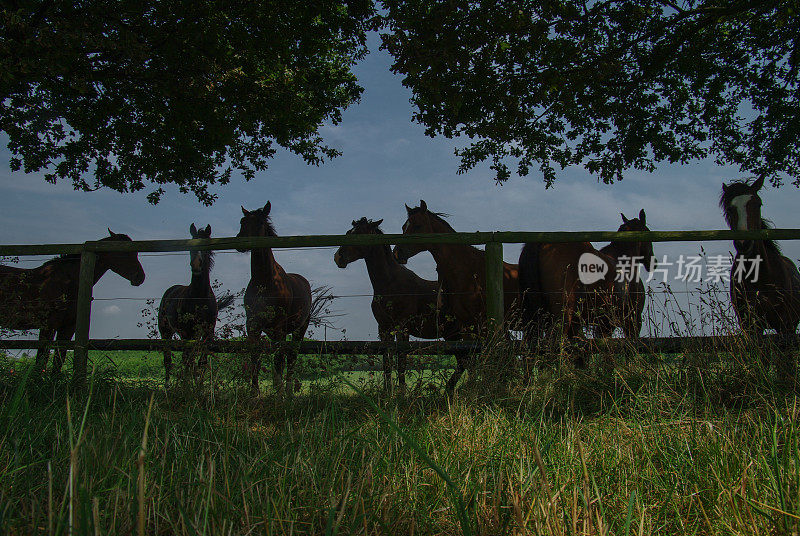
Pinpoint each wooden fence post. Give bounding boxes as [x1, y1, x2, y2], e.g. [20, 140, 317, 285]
[485, 240, 504, 331]
[72, 248, 96, 389]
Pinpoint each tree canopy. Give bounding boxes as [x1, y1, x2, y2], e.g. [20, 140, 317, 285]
[380, 0, 800, 187]
[1, 1, 375, 204]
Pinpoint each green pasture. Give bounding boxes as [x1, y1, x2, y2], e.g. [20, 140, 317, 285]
[0, 345, 799, 535]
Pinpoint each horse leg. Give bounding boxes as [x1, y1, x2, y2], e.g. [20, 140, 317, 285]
[163, 345, 174, 386]
[560, 294, 586, 369]
[158, 317, 175, 386]
[568, 320, 588, 369]
[52, 325, 75, 376]
[269, 329, 289, 397]
[285, 325, 307, 399]
[180, 340, 196, 382]
[195, 328, 213, 386]
[593, 315, 615, 370]
[246, 330, 262, 395]
[736, 302, 769, 368]
[776, 327, 797, 386]
[273, 344, 285, 397]
[379, 328, 393, 393]
[624, 307, 642, 339]
[446, 351, 468, 394]
[396, 331, 409, 395]
[35, 328, 55, 372]
[197, 347, 209, 384]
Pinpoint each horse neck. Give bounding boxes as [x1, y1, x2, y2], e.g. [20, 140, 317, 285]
[602, 241, 643, 262]
[739, 241, 781, 273]
[363, 244, 400, 292]
[428, 243, 483, 286]
[420, 216, 477, 280]
[91, 257, 111, 285]
[188, 265, 212, 296]
[251, 246, 280, 283]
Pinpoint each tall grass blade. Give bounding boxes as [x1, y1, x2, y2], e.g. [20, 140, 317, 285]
[343, 378, 473, 536]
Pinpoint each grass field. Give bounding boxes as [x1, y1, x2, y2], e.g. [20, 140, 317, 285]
[1, 344, 799, 535]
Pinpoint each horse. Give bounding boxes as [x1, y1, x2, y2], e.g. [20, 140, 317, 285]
[518, 238, 616, 368]
[237, 202, 312, 395]
[0, 229, 146, 374]
[393, 200, 519, 391]
[592, 209, 656, 339]
[158, 224, 235, 385]
[720, 175, 800, 378]
[334, 217, 460, 392]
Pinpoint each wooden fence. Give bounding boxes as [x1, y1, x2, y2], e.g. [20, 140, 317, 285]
[2, 228, 800, 387]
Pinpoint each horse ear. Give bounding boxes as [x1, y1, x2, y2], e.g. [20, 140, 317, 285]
[107, 227, 114, 237]
[204, 224, 211, 235]
[374, 219, 384, 227]
[352, 219, 358, 227]
[620, 213, 629, 223]
[638, 209, 646, 224]
[420, 199, 427, 211]
[405, 203, 412, 213]
[190, 223, 198, 237]
[751, 174, 765, 192]
[263, 201, 271, 215]
[241, 205, 249, 216]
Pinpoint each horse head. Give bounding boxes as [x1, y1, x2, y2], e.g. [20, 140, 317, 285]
[100, 230, 146, 286]
[394, 200, 444, 264]
[334, 217, 384, 268]
[237, 202, 276, 252]
[618, 209, 656, 272]
[189, 223, 213, 275]
[721, 175, 766, 253]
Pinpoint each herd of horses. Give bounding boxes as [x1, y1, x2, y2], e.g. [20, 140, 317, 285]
[1, 176, 798, 393]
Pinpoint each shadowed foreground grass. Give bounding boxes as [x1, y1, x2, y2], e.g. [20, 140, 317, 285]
[0, 351, 799, 535]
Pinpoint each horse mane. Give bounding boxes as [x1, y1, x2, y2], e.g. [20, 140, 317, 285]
[43, 255, 80, 266]
[719, 180, 752, 230]
[202, 249, 216, 271]
[43, 234, 133, 266]
[757, 218, 782, 255]
[408, 206, 455, 232]
[719, 180, 781, 255]
[352, 217, 383, 234]
[261, 213, 278, 237]
[190, 228, 216, 271]
[353, 217, 393, 256]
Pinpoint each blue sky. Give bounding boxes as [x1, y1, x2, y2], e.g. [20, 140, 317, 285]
[1, 35, 798, 341]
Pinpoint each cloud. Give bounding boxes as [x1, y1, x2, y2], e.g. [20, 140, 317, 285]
[102, 305, 121, 315]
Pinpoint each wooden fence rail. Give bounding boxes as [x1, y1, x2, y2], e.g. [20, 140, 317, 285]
[1, 334, 797, 356]
[3, 228, 800, 387]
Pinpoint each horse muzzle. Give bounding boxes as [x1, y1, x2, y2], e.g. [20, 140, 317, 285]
[393, 247, 409, 265]
[235, 233, 249, 252]
[735, 239, 754, 254]
[131, 271, 146, 286]
[333, 251, 348, 268]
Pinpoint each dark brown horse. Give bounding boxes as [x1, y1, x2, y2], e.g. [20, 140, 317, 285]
[593, 210, 656, 338]
[158, 224, 235, 384]
[0, 230, 146, 373]
[720, 176, 800, 377]
[237, 202, 312, 395]
[518, 239, 616, 367]
[334, 217, 459, 391]
[393, 200, 519, 390]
